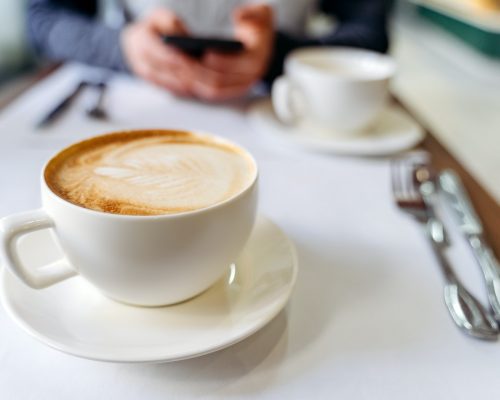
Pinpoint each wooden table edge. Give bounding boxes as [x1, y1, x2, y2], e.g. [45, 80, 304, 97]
[393, 97, 500, 257]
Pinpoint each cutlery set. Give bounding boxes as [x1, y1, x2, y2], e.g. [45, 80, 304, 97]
[392, 153, 500, 340]
[37, 79, 109, 128]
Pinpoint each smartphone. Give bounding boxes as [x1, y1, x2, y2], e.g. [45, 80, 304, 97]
[163, 35, 244, 57]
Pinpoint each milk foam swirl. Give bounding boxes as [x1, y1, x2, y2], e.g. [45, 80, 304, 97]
[45, 132, 255, 215]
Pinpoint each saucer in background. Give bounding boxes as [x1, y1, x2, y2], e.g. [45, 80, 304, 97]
[249, 99, 425, 156]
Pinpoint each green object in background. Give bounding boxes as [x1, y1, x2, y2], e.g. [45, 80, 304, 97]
[417, 5, 500, 58]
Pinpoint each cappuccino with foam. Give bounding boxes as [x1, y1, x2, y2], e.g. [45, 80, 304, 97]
[45, 130, 256, 216]
[1, 130, 258, 305]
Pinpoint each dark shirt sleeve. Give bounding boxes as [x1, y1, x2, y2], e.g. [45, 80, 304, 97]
[264, 0, 391, 83]
[27, 0, 129, 71]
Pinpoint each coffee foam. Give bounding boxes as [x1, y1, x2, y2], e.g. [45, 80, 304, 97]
[45, 131, 256, 216]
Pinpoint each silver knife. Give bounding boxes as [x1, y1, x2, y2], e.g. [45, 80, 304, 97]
[439, 169, 500, 321]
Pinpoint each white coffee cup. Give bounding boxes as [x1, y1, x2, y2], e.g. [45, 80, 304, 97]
[272, 47, 396, 134]
[0, 131, 258, 306]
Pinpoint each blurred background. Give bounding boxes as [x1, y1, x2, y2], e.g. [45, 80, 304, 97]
[1, 0, 500, 87]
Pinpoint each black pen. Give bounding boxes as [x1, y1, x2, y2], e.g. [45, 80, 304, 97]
[37, 81, 87, 128]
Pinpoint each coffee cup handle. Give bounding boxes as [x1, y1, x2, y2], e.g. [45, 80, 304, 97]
[271, 76, 304, 124]
[0, 209, 77, 289]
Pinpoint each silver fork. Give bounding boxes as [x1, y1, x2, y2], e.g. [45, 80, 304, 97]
[391, 156, 498, 341]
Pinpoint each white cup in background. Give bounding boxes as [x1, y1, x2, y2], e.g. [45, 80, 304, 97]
[272, 47, 397, 134]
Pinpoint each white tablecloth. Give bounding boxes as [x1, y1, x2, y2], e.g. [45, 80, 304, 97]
[0, 65, 499, 400]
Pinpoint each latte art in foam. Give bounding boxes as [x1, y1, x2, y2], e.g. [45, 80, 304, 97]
[45, 131, 256, 215]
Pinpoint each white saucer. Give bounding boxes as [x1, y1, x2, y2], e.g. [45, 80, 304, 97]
[1, 215, 297, 363]
[249, 99, 425, 156]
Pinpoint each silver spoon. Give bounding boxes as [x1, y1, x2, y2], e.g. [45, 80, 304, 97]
[86, 81, 108, 120]
[391, 156, 498, 340]
[415, 165, 498, 340]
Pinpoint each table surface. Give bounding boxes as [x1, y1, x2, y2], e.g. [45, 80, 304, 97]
[0, 63, 499, 400]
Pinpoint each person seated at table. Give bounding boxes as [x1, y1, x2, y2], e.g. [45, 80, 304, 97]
[27, 0, 390, 101]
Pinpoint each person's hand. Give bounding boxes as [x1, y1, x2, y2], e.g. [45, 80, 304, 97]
[121, 8, 196, 96]
[191, 4, 275, 101]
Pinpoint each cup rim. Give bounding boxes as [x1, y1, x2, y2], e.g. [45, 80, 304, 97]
[41, 129, 258, 220]
[285, 46, 397, 82]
